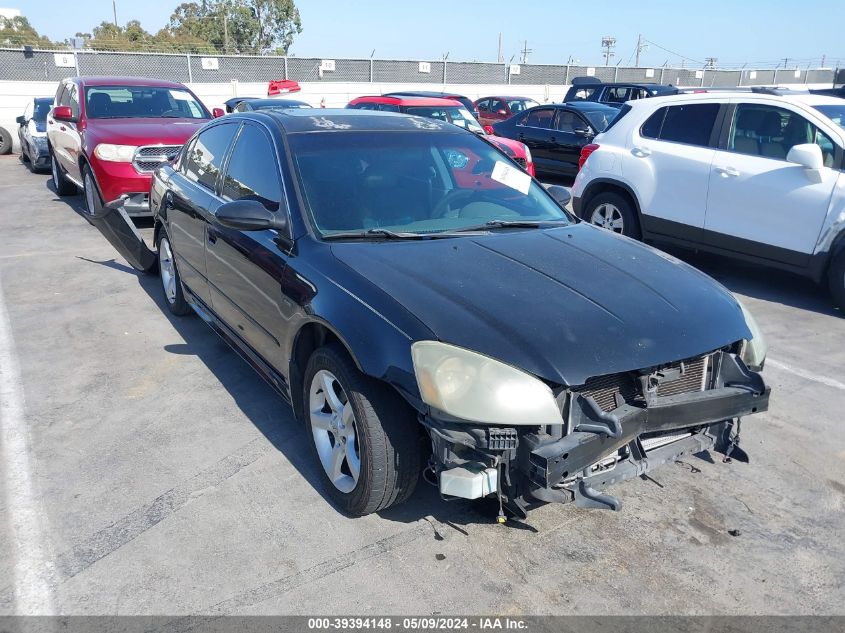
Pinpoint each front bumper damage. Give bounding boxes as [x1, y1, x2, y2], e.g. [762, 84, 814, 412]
[424, 351, 769, 514]
[85, 197, 158, 272]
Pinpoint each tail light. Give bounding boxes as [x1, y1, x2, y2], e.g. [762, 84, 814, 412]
[579, 143, 600, 170]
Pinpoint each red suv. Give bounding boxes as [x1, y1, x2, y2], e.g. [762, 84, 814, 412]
[347, 95, 535, 176]
[47, 76, 221, 217]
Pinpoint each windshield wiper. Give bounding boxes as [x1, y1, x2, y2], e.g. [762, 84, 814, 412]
[322, 228, 426, 241]
[449, 219, 571, 233]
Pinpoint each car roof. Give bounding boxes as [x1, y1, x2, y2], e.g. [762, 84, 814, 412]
[386, 90, 467, 99]
[629, 90, 845, 109]
[351, 95, 462, 107]
[34, 96, 53, 103]
[477, 95, 536, 101]
[258, 108, 464, 134]
[74, 76, 189, 89]
[245, 98, 311, 108]
[560, 101, 622, 113]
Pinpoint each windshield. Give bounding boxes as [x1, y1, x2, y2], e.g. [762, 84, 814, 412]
[85, 85, 209, 120]
[815, 105, 845, 130]
[581, 109, 617, 132]
[290, 131, 570, 238]
[404, 106, 485, 134]
[507, 99, 539, 113]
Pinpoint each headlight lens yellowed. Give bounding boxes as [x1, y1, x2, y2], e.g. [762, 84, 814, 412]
[411, 341, 563, 425]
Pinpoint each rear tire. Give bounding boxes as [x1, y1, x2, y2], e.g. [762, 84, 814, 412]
[51, 153, 77, 196]
[583, 191, 641, 240]
[0, 127, 12, 155]
[303, 345, 420, 516]
[828, 250, 845, 313]
[156, 232, 191, 316]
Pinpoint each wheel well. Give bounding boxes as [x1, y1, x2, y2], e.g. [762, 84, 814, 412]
[289, 323, 346, 422]
[582, 180, 642, 220]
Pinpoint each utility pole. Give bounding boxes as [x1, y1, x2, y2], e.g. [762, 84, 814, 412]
[497, 33, 503, 63]
[520, 40, 532, 64]
[112, 0, 118, 27]
[601, 36, 616, 66]
[705, 57, 717, 70]
[223, 12, 229, 53]
[634, 34, 647, 67]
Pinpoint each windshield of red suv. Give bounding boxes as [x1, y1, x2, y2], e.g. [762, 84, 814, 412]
[84, 85, 209, 120]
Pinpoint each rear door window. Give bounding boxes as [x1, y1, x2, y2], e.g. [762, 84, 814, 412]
[182, 123, 239, 192]
[640, 104, 720, 147]
[520, 108, 556, 129]
[221, 124, 283, 214]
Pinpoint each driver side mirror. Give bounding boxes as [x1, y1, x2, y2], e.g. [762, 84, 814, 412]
[216, 199, 286, 231]
[16, 115, 26, 125]
[787, 143, 824, 183]
[496, 109, 508, 116]
[212, 107, 225, 118]
[544, 184, 572, 208]
[52, 105, 75, 122]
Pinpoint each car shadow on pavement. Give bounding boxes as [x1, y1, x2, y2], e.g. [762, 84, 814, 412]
[660, 246, 840, 317]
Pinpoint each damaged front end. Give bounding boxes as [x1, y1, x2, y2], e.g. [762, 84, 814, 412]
[86, 196, 157, 272]
[421, 347, 769, 516]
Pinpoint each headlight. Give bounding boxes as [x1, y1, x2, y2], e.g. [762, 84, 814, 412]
[411, 341, 563, 425]
[94, 143, 138, 162]
[737, 300, 767, 370]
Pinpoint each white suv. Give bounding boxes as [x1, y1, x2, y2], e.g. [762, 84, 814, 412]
[571, 90, 845, 311]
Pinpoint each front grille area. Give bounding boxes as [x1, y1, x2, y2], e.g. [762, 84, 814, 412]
[578, 355, 711, 413]
[133, 145, 181, 173]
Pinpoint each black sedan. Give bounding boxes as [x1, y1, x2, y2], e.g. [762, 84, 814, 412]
[87, 110, 769, 518]
[233, 98, 312, 112]
[491, 102, 619, 178]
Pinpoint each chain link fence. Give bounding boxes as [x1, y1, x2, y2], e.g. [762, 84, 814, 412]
[0, 48, 838, 88]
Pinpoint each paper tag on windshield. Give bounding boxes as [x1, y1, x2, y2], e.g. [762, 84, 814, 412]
[169, 90, 191, 101]
[491, 160, 531, 195]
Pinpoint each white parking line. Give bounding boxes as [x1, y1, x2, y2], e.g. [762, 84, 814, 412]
[0, 272, 56, 614]
[767, 358, 845, 392]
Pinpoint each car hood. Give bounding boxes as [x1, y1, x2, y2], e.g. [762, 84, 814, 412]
[487, 134, 526, 159]
[330, 224, 751, 386]
[85, 118, 208, 145]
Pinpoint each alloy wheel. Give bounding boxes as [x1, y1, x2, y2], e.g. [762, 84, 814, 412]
[590, 203, 624, 233]
[158, 237, 177, 305]
[309, 369, 361, 494]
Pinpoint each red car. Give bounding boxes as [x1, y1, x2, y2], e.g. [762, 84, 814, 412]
[474, 96, 540, 127]
[47, 76, 222, 217]
[347, 95, 534, 176]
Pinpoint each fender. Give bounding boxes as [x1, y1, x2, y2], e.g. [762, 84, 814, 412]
[580, 177, 644, 221]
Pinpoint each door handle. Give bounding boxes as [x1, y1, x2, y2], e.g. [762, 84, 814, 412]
[631, 146, 651, 157]
[715, 166, 740, 177]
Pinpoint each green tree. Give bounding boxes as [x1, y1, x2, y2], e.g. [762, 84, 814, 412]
[169, 0, 302, 54]
[0, 15, 55, 47]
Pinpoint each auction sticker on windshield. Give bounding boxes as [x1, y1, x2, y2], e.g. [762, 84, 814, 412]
[491, 160, 531, 194]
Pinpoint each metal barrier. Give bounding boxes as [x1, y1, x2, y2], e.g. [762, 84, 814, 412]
[0, 47, 838, 87]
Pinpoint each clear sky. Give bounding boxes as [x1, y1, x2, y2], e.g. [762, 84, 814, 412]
[14, 0, 845, 68]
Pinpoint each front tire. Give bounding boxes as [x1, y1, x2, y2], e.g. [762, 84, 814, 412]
[303, 345, 420, 516]
[156, 232, 191, 316]
[583, 191, 641, 239]
[51, 153, 77, 196]
[828, 250, 845, 313]
[82, 164, 103, 217]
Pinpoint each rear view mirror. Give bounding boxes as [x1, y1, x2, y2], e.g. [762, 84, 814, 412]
[786, 143, 823, 170]
[545, 184, 572, 207]
[216, 199, 285, 231]
[16, 115, 26, 125]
